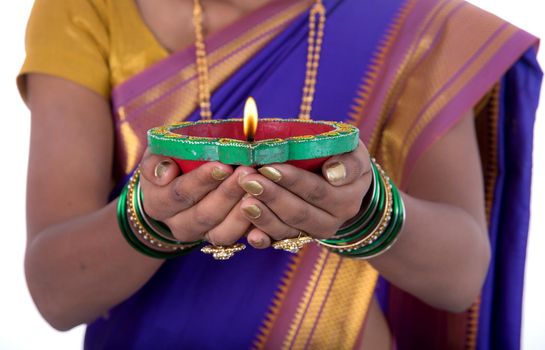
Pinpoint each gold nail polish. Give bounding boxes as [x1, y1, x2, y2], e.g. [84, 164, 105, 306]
[211, 167, 229, 181]
[251, 237, 265, 248]
[154, 160, 171, 178]
[258, 166, 282, 182]
[241, 180, 264, 196]
[325, 162, 346, 184]
[242, 204, 262, 219]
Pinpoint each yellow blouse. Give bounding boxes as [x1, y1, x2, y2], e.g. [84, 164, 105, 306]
[18, 0, 169, 100]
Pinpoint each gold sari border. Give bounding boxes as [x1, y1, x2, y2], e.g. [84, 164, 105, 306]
[253, 3, 444, 348]
[252, 244, 324, 349]
[360, 0, 462, 150]
[397, 26, 536, 187]
[295, 258, 379, 349]
[347, 0, 417, 129]
[368, 2, 536, 348]
[465, 84, 501, 350]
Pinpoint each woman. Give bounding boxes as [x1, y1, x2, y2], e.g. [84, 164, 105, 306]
[18, 0, 541, 348]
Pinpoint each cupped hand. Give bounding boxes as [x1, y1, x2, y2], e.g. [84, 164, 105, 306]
[139, 150, 257, 246]
[238, 141, 372, 249]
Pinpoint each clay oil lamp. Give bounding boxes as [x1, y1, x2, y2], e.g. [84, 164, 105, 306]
[148, 97, 359, 173]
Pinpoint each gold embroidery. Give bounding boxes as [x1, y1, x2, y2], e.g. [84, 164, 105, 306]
[347, 0, 417, 127]
[395, 24, 516, 180]
[120, 123, 141, 174]
[304, 260, 378, 348]
[283, 249, 331, 349]
[280, 251, 380, 349]
[367, 0, 459, 157]
[465, 84, 500, 350]
[254, 3, 418, 348]
[252, 251, 306, 349]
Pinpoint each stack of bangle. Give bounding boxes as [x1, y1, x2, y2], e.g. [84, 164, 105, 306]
[317, 159, 405, 259]
[117, 169, 204, 259]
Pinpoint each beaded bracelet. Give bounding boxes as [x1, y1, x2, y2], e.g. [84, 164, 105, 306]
[117, 170, 203, 259]
[316, 159, 405, 259]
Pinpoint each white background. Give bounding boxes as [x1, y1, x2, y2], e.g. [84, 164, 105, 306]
[0, 1, 543, 349]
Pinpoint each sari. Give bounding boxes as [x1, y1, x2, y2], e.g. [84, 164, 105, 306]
[86, 0, 542, 348]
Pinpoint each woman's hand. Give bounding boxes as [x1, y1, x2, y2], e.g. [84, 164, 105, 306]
[238, 141, 373, 248]
[139, 151, 257, 246]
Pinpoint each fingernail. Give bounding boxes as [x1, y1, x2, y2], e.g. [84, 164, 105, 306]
[242, 204, 262, 219]
[251, 237, 265, 248]
[258, 166, 282, 182]
[241, 180, 264, 196]
[211, 167, 229, 181]
[325, 162, 346, 184]
[237, 170, 250, 185]
[154, 160, 171, 179]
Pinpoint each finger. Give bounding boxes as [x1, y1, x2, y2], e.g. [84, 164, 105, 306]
[322, 140, 371, 186]
[256, 163, 369, 218]
[238, 174, 338, 239]
[258, 163, 338, 214]
[246, 227, 272, 249]
[204, 200, 253, 246]
[240, 197, 300, 241]
[141, 161, 234, 221]
[140, 150, 180, 186]
[167, 167, 256, 241]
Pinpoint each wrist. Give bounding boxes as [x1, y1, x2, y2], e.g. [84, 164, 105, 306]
[316, 159, 406, 259]
[117, 169, 204, 259]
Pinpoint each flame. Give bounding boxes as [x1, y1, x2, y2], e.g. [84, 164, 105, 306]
[243, 96, 258, 141]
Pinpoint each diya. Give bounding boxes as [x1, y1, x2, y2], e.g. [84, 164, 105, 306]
[147, 97, 360, 172]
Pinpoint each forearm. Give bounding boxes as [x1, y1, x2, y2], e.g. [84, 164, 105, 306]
[25, 199, 164, 331]
[369, 192, 490, 312]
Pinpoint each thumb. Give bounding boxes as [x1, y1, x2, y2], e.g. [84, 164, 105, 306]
[322, 141, 370, 186]
[140, 150, 180, 186]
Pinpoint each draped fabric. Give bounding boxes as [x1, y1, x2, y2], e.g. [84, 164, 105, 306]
[83, 0, 541, 348]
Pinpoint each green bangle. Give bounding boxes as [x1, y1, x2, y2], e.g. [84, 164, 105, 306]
[317, 159, 405, 258]
[321, 186, 386, 247]
[341, 180, 403, 256]
[117, 173, 201, 259]
[128, 172, 202, 255]
[332, 163, 394, 252]
[333, 162, 383, 239]
[344, 178, 405, 259]
[117, 183, 173, 259]
[335, 162, 381, 237]
[134, 179, 202, 246]
[321, 162, 386, 246]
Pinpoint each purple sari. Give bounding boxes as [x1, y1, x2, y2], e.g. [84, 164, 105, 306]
[85, 0, 542, 348]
